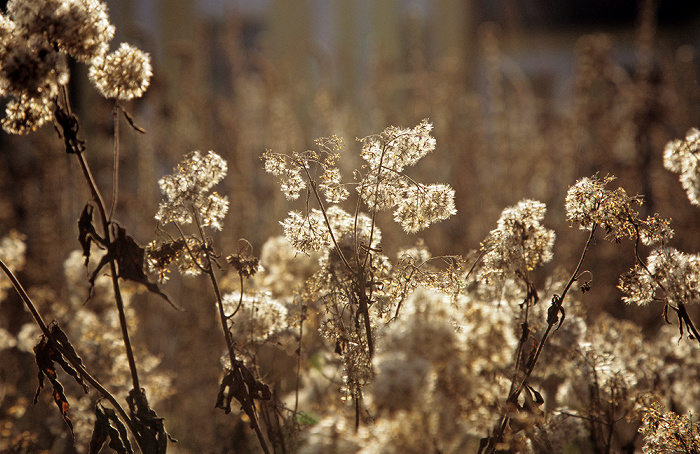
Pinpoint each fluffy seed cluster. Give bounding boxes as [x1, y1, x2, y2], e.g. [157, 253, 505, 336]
[620, 247, 700, 307]
[323, 206, 381, 270]
[146, 237, 211, 282]
[357, 120, 456, 233]
[263, 136, 348, 203]
[371, 287, 515, 443]
[0, 0, 150, 134]
[155, 150, 229, 231]
[664, 127, 700, 206]
[640, 400, 700, 454]
[89, 42, 152, 100]
[280, 210, 332, 255]
[221, 291, 289, 343]
[565, 175, 673, 245]
[262, 151, 307, 201]
[7, 0, 114, 62]
[480, 199, 555, 282]
[266, 121, 455, 243]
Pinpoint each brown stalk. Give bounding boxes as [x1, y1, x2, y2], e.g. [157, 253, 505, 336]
[56, 96, 141, 393]
[0, 258, 145, 452]
[481, 225, 597, 453]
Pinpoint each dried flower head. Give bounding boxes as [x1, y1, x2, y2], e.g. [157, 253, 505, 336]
[356, 120, 456, 232]
[89, 42, 152, 100]
[639, 213, 674, 247]
[0, 34, 68, 98]
[392, 183, 457, 233]
[155, 150, 229, 230]
[280, 210, 331, 255]
[359, 119, 436, 173]
[664, 127, 700, 206]
[146, 236, 211, 282]
[565, 175, 636, 239]
[1, 92, 56, 134]
[619, 264, 655, 306]
[621, 247, 700, 307]
[480, 199, 555, 282]
[7, 0, 114, 62]
[221, 291, 289, 343]
[262, 151, 307, 201]
[226, 253, 259, 278]
[565, 174, 672, 245]
[263, 136, 348, 203]
[640, 400, 700, 454]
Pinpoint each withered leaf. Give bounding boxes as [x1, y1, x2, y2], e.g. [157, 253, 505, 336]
[215, 369, 236, 414]
[54, 106, 85, 154]
[215, 363, 271, 425]
[226, 253, 259, 278]
[78, 203, 102, 267]
[89, 403, 133, 454]
[88, 224, 178, 310]
[49, 323, 89, 393]
[33, 336, 74, 436]
[127, 388, 174, 453]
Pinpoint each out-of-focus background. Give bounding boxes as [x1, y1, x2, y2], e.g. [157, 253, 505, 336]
[2, 0, 700, 451]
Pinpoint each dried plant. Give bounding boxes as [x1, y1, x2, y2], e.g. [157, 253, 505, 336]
[2, 1, 700, 454]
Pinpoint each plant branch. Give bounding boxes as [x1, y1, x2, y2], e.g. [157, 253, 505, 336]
[108, 101, 120, 222]
[482, 225, 597, 453]
[0, 258, 144, 452]
[55, 96, 141, 392]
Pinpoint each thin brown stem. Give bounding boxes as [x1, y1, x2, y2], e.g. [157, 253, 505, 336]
[300, 164, 355, 275]
[56, 96, 141, 392]
[207, 258, 271, 454]
[108, 102, 120, 222]
[512, 225, 596, 401]
[191, 213, 270, 454]
[482, 225, 597, 454]
[294, 304, 304, 415]
[0, 258, 145, 452]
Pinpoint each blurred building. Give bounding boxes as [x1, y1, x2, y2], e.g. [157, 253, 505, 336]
[104, 0, 700, 101]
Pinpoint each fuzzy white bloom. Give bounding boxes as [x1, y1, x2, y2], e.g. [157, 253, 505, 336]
[621, 247, 700, 307]
[640, 401, 700, 454]
[8, 0, 114, 63]
[221, 291, 289, 342]
[565, 174, 672, 245]
[156, 150, 229, 230]
[319, 166, 349, 203]
[357, 120, 456, 233]
[359, 119, 436, 172]
[263, 151, 307, 200]
[565, 175, 623, 232]
[2, 92, 56, 134]
[664, 127, 700, 206]
[393, 183, 457, 233]
[651, 248, 700, 304]
[89, 42, 152, 100]
[0, 33, 68, 98]
[281, 210, 331, 254]
[372, 287, 514, 441]
[480, 199, 555, 282]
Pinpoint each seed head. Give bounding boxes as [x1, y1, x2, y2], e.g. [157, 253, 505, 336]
[89, 42, 152, 100]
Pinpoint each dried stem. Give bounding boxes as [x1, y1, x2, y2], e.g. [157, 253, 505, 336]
[192, 215, 270, 454]
[0, 258, 145, 452]
[58, 99, 141, 393]
[482, 225, 597, 453]
[108, 101, 120, 222]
